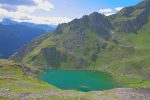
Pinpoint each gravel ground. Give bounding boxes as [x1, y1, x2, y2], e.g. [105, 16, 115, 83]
[0, 88, 150, 100]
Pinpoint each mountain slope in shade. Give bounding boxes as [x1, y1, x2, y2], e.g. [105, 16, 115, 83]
[11, 0, 150, 88]
[0, 24, 46, 58]
[0, 18, 56, 58]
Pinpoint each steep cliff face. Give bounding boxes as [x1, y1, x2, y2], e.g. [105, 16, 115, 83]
[110, 0, 150, 33]
[54, 12, 113, 40]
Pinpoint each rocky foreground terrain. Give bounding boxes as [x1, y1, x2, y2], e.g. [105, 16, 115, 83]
[0, 88, 150, 100]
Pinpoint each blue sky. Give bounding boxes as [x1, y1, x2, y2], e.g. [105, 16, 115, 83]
[0, 0, 143, 25]
[48, 0, 143, 18]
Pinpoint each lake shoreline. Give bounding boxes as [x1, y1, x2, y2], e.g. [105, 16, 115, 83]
[38, 69, 120, 92]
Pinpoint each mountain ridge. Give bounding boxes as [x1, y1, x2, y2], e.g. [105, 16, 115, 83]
[1, 18, 56, 32]
[0, 18, 56, 58]
[10, 0, 150, 88]
[109, 0, 150, 33]
[11, 12, 113, 69]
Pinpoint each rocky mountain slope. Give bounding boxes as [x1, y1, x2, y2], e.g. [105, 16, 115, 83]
[10, 0, 150, 88]
[110, 0, 150, 33]
[11, 12, 113, 69]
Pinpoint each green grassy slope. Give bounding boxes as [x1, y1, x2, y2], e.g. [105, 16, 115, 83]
[0, 60, 149, 99]
[94, 14, 150, 87]
[0, 59, 57, 93]
[0, 59, 93, 99]
[10, 0, 150, 88]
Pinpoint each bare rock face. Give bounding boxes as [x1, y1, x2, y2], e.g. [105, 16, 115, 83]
[116, 9, 149, 33]
[110, 0, 150, 33]
[54, 12, 113, 40]
[41, 47, 67, 68]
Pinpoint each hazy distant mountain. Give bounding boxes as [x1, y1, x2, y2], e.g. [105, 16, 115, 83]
[0, 18, 56, 58]
[0, 24, 48, 58]
[1, 18, 56, 32]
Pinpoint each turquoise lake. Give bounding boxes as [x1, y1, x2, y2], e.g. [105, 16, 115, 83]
[38, 70, 119, 92]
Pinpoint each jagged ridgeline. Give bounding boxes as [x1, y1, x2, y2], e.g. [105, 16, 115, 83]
[110, 0, 150, 33]
[10, 0, 150, 87]
[10, 12, 114, 69]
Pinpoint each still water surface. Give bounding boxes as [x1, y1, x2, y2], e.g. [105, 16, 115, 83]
[38, 70, 119, 92]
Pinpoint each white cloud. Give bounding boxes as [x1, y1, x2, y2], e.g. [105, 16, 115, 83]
[98, 8, 114, 16]
[38, 1, 54, 11]
[0, 0, 124, 25]
[17, 6, 36, 13]
[105, 12, 115, 16]
[115, 7, 124, 11]
[99, 8, 113, 13]
[0, 0, 72, 24]
[98, 7, 124, 16]
[0, 7, 72, 25]
[18, 16, 72, 25]
[17, 0, 54, 13]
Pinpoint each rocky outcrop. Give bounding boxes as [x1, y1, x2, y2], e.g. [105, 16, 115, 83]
[41, 47, 67, 68]
[54, 12, 113, 40]
[110, 0, 150, 33]
[116, 8, 150, 33]
[20, 63, 37, 77]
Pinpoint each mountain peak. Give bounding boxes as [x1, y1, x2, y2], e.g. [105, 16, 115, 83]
[89, 12, 103, 16]
[110, 0, 150, 33]
[135, 0, 150, 9]
[54, 12, 112, 40]
[1, 18, 17, 25]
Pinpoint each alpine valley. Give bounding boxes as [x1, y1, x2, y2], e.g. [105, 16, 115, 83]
[11, 0, 150, 87]
[0, 18, 56, 58]
[0, 0, 150, 100]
